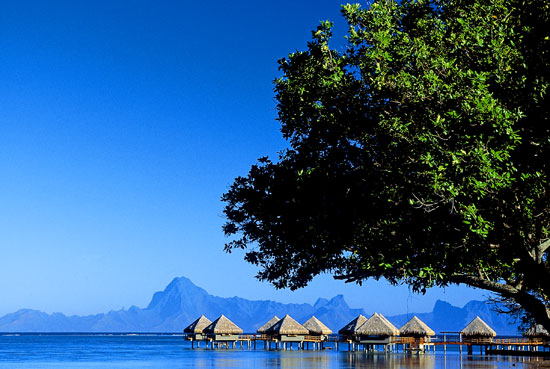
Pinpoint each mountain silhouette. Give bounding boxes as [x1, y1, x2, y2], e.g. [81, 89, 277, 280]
[0, 276, 519, 334]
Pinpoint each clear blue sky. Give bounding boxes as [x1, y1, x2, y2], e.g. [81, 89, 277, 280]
[0, 0, 487, 317]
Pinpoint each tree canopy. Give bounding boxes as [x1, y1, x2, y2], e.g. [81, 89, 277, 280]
[222, 0, 550, 330]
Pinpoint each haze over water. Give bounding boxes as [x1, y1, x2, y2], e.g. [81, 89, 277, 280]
[0, 335, 544, 369]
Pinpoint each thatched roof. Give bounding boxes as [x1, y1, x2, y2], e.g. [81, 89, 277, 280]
[338, 314, 368, 335]
[203, 315, 243, 334]
[524, 324, 550, 337]
[356, 313, 399, 336]
[265, 314, 309, 335]
[302, 316, 332, 335]
[257, 316, 280, 334]
[461, 316, 496, 337]
[184, 315, 212, 333]
[399, 316, 435, 337]
[378, 313, 396, 327]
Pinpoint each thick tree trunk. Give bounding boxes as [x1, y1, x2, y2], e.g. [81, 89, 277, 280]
[513, 293, 550, 331]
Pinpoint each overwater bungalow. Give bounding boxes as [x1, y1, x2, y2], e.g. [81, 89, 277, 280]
[355, 313, 400, 347]
[523, 324, 550, 344]
[302, 316, 332, 340]
[184, 315, 212, 346]
[257, 316, 280, 336]
[460, 316, 496, 343]
[399, 316, 435, 352]
[180, 310, 550, 355]
[203, 315, 243, 342]
[338, 314, 368, 341]
[265, 314, 309, 344]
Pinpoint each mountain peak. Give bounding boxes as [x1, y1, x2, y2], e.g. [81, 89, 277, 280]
[312, 295, 349, 311]
[326, 294, 348, 308]
[146, 276, 208, 310]
[313, 298, 329, 309]
[0, 276, 520, 334]
[434, 299, 452, 310]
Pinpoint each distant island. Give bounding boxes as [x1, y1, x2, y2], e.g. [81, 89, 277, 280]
[0, 276, 519, 334]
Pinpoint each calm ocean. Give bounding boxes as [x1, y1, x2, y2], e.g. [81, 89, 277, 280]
[0, 335, 544, 368]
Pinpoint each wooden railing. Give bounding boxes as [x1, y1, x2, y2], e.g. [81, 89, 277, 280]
[391, 337, 430, 344]
[188, 333, 549, 346]
[437, 336, 462, 343]
[304, 335, 323, 342]
[492, 338, 546, 345]
[238, 335, 255, 340]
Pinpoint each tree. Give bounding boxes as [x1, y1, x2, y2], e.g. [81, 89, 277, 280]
[222, 0, 550, 330]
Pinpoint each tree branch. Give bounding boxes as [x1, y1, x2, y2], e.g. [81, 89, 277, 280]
[449, 274, 550, 332]
[449, 275, 520, 295]
[537, 239, 550, 261]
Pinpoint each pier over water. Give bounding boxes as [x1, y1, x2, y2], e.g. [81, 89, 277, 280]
[184, 332, 550, 356]
[184, 313, 550, 356]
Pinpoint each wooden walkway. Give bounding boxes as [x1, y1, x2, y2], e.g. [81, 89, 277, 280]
[184, 333, 550, 356]
[431, 336, 550, 355]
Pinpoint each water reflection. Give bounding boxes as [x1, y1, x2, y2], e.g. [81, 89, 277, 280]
[0, 335, 547, 369]
[268, 352, 333, 368]
[190, 351, 544, 369]
[344, 352, 436, 369]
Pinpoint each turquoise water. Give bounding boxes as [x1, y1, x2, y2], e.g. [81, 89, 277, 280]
[0, 335, 545, 368]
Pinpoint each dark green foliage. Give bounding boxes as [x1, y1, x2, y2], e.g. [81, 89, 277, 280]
[223, 0, 550, 329]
